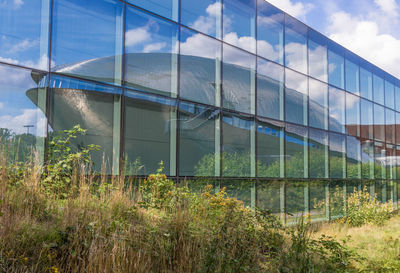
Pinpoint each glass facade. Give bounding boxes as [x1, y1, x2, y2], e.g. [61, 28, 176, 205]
[1, 0, 400, 222]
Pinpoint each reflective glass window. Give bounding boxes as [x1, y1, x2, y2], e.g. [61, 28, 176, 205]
[360, 61, 373, 100]
[328, 44, 344, 89]
[329, 132, 346, 179]
[361, 140, 374, 179]
[222, 44, 256, 114]
[257, 0, 284, 64]
[373, 73, 385, 105]
[308, 29, 328, 82]
[124, 91, 177, 176]
[346, 92, 360, 137]
[329, 87, 345, 134]
[361, 99, 374, 140]
[223, 0, 256, 53]
[257, 180, 282, 215]
[310, 180, 328, 222]
[222, 113, 254, 177]
[125, 7, 178, 97]
[257, 59, 284, 120]
[285, 69, 308, 126]
[374, 142, 386, 179]
[386, 109, 395, 144]
[284, 16, 307, 74]
[179, 102, 219, 176]
[222, 180, 255, 208]
[386, 144, 396, 180]
[51, 0, 123, 85]
[396, 83, 400, 111]
[127, 0, 178, 21]
[49, 75, 122, 174]
[396, 112, 400, 144]
[0, 0, 50, 70]
[330, 181, 345, 218]
[285, 124, 308, 178]
[385, 79, 395, 109]
[257, 118, 284, 178]
[309, 78, 328, 130]
[374, 104, 385, 142]
[286, 181, 307, 224]
[347, 136, 361, 178]
[345, 52, 359, 94]
[181, 0, 221, 38]
[309, 128, 328, 178]
[0, 64, 47, 163]
[180, 28, 221, 106]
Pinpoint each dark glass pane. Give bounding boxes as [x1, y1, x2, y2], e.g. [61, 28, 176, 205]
[385, 79, 395, 109]
[347, 136, 361, 178]
[328, 44, 344, 89]
[286, 181, 307, 224]
[330, 181, 345, 218]
[396, 112, 400, 144]
[346, 92, 360, 137]
[179, 102, 219, 177]
[361, 140, 374, 179]
[51, 0, 123, 85]
[181, 0, 221, 38]
[222, 113, 254, 177]
[308, 30, 328, 82]
[310, 181, 328, 222]
[257, 0, 284, 64]
[373, 74, 385, 105]
[182, 178, 219, 194]
[329, 87, 345, 134]
[223, 0, 256, 53]
[360, 62, 373, 100]
[396, 83, 400, 111]
[257, 58, 284, 120]
[285, 69, 308, 125]
[222, 44, 255, 114]
[0, 64, 47, 163]
[361, 99, 373, 140]
[257, 118, 284, 178]
[386, 144, 396, 180]
[180, 28, 221, 106]
[329, 132, 346, 178]
[285, 16, 307, 74]
[124, 91, 177, 176]
[127, 0, 178, 21]
[374, 142, 386, 179]
[309, 129, 328, 178]
[386, 109, 395, 144]
[285, 124, 308, 178]
[345, 52, 359, 94]
[309, 78, 328, 130]
[222, 180, 255, 208]
[257, 180, 282, 215]
[374, 104, 385, 142]
[125, 7, 178, 97]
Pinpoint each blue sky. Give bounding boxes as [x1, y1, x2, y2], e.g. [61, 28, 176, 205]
[268, 0, 400, 78]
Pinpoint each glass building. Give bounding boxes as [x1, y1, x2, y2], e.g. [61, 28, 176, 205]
[1, 0, 400, 222]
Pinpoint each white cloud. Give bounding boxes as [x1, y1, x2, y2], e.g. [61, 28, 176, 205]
[125, 26, 151, 47]
[180, 33, 219, 59]
[0, 109, 46, 136]
[374, 0, 399, 17]
[265, 0, 313, 19]
[143, 42, 166, 53]
[7, 39, 38, 54]
[0, 102, 4, 110]
[191, 2, 222, 36]
[223, 32, 256, 53]
[13, 0, 23, 8]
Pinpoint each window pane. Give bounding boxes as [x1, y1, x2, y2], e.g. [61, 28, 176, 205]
[257, 0, 284, 64]
[127, 0, 178, 21]
[361, 99, 373, 140]
[329, 132, 346, 179]
[125, 7, 178, 97]
[374, 142, 386, 179]
[257, 118, 284, 178]
[223, 0, 256, 53]
[257, 180, 282, 215]
[49, 75, 121, 173]
[385, 80, 395, 109]
[386, 109, 395, 144]
[328, 44, 344, 89]
[308, 30, 328, 82]
[124, 91, 177, 176]
[180, 28, 221, 106]
[374, 104, 385, 142]
[222, 44, 255, 114]
[222, 113, 254, 177]
[373, 74, 385, 105]
[181, 0, 221, 38]
[396, 83, 400, 111]
[360, 63, 373, 100]
[286, 181, 307, 224]
[285, 69, 308, 125]
[329, 87, 345, 134]
[222, 180, 255, 208]
[361, 139, 374, 179]
[179, 102, 219, 176]
[257, 59, 284, 120]
[386, 144, 396, 180]
[345, 52, 359, 94]
[309, 129, 328, 178]
[285, 124, 308, 178]
[0, 64, 47, 163]
[346, 92, 360, 137]
[396, 112, 400, 144]
[309, 78, 328, 130]
[310, 180, 328, 222]
[51, 0, 123, 85]
[347, 136, 361, 178]
[285, 16, 307, 74]
[330, 181, 345, 218]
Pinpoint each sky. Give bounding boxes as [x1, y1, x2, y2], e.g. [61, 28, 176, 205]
[267, 0, 400, 78]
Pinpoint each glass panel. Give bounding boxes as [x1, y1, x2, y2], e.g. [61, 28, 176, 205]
[180, 28, 221, 106]
[361, 99, 374, 140]
[310, 181, 328, 222]
[375, 180, 389, 203]
[345, 52, 360, 94]
[179, 102, 219, 176]
[386, 144, 396, 180]
[222, 44, 255, 114]
[309, 78, 328, 130]
[51, 0, 123, 85]
[127, 0, 178, 21]
[284, 16, 307, 74]
[222, 113, 254, 177]
[286, 181, 307, 224]
[361, 140, 374, 179]
[125, 7, 178, 97]
[181, 0, 221, 38]
[0, 64, 47, 163]
[330, 181, 345, 218]
[309, 129, 328, 178]
[373, 74, 385, 105]
[49, 75, 122, 174]
[257, 0, 284, 64]
[385, 79, 395, 109]
[285, 124, 308, 178]
[257, 180, 281, 215]
[347, 136, 361, 178]
[328, 44, 344, 89]
[397, 148, 400, 182]
[360, 62, 373, 100]
[374, 142, 386, 179]
[257, 58, 284, 120]
[329, 132, 346, 179]
[285, 69, 308, 126]
[329, 87, 345, 134]
[396, 83, 400, 111]
[308, 29, 328, 82]
[183, 178, 219, 194]
[223, 0, 256, 53]
[124, 91, 177, 176]
[374, 104, 385, 142]
[222, 180, 255, 208]
[386, 109, 395, 144]
[346, 92, 360, 137]
[0, 0, 50, 70]
[396, 112, 400, 144]
[257, 118, 284, 178]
